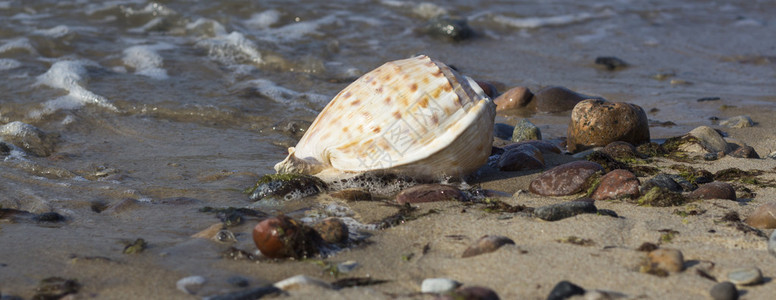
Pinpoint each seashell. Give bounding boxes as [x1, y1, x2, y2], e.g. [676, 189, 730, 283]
[274, 55, 496, 181]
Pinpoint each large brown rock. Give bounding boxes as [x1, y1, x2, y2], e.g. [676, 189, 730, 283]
[567, 99, 650, 153]
[529, 161, 603, 196]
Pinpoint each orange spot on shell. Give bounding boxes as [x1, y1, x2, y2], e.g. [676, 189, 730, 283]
[343, 91, 352, 98]
[384, 96, 391, 104]
[410, 83, 418, 92]
[373, 126, 381, 133]
[393, 111, 402, 119]
[418, 97, 429, 108]
[351, 99, 361, 106]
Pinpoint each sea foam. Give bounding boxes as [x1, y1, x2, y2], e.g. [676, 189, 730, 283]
[31, 60, 117, 118]
[492, 10, 614, 29]
[122, 43, 174, 80]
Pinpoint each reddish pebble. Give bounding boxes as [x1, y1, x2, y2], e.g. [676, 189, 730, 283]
[462, 235, 515, 258]
[494, 86, 533, 111]
[688, 181, 736, 200]
[529, 161, 604, 196]
[475, 81, 499, 98]
[252, 215, 318, 259]
[396, 184, 466, 204]
[591, 169, 640, 200]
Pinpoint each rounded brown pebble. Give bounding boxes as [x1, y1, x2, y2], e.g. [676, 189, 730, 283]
[709, 281, 738, 300]
[591, 169, 640, 200]
[476, 81, 498, 99]
[396, 184, 466, 204]
[688, 181, 736, 200]
[728, 145, 759, 158]
[566, 99, 650, 153]
[312, 217, 349, 245]
[529, 161, 604, 196]
[462, 235, 515, 258]
[252, 215, 318, 259]
[497, 144, 544, 172]
[648, 248, 685, 273]
[534, 86, 602, 113]
[745, 202, 776, 229]
[494, 86, 533, 111]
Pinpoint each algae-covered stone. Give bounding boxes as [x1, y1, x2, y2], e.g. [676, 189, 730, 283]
[637, 187, 689, 207]
[511, 119, 541, 142]
[247, 174, 327, 201]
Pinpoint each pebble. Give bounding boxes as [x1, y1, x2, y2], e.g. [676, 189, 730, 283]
[546, 280, 585, 300]
[584, 290, 628, 300]
[328, 188, 373, 201]
[248, 174, 327, 201]
[476, 81, 498, 98]
[395, 184, 466, 204]
[728, 145, 759, 158]
[493, 123, 514, 140]
[746, 202, 776, 229]
[421, 278, 462, 293]
[688, 182, 736, 201]
[720, 115, 754, 128]
[511, 119, 541, 142]
[274, 275, 332, 291]
[529, 161, 603, 196]
[601, 141, 640, 160]
[680, 126, 733, 153]
[566, 99, 650, 153]
[176, 276, 206, 295]
[591, 169, 640, 200]
[312, 217, 349, 245]
[437, 286, 500, 300]
[337, 260, 359, 273]
[709, 282, 738, 300]
[497, 144, 544, 172]
[647, 248, 684, 272]
[534, 86, 601, 113]
[462, 235, 515, 258]
[503, 140, 561, 154]
[252, 215, 319, 259]
[0, 121, 56, 157]
[494, 86, 533, 111]
[0, 142, 10, 156]
[424, 16, 473, 41]
[726, 267, 763, 286]
[640, 174, 683, 193]
[204, 285, 281, 300]
[769, 229, 776, 257]
[191, 223, 224, 239]
[595, 56, 628, 70]
[533, 198, 598, 221]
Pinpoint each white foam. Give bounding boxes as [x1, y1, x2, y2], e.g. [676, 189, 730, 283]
[122, 43, 174, 80]
[32, 60, 117, 117]
[196, 31, 263, 65]
[33, 25, 71, 38]
[0, 58, 21, 71]
[245, 10, 281, 29]
[0, 37, 37, 55]
[413, 2, 448, 19]
[492, 10, 614, 29]
[244, 79, 329, 106]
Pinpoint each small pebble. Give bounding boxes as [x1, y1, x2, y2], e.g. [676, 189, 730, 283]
[641, 174, 683, 193]
[312, 217, 349, 245]
[768, 229, 776, 257]
[494, 86, 533, 111]
[601, 141, 640, 160]
[511, 119, 541, 142]
[547, 280, 585, 300]
[584, 290, 628, 300]
[728, 146, 759, 158]
[727, 267, 763, 286]
[688, 182, 736, 201]
[421, 278, 461, 293]
[493, 123, 514, 140]
[648, 248, 684, 273]
[529, 161, 603, 196]
[396, 184, 466, 204]
[720, 115, 754, 128]
[497, 144, 544, 172]
[744, 202, 776, 229]
[533, 198, 598, 221]
[0, 121, 56, 157]
[594, 56, 628, 70]
[462, 235, 515, 258]
[274, 275, 332, 291]
[337, 260, 359, 273]
[176, 276, 206, 295]
[709, 282, 738, 300]
[682, 126, 733, 154]
[476, 81, 498, 98]
[252, 215, 319, 259]
[704, 153, 719, 161]
[438, 286, 500, 300]
[424, 16, 473, 41]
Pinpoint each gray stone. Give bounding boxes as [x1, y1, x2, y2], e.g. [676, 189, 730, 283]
[682, 126, 733, 153]
[720, 115, 754, 128]
[547, 280, 585, 300]
[641, 174, 683, 193]
[534, 199, 598, 221]
[727, 267, 763, 286]
[769, 230, 776, 257]
[493, 123, 514, 140]
[176, 276, 206, 295]
[512, 119, 541, 142]
[709, 282, 738, 300]
[0, 121, 57, 157]
[421, 278, 461, 293]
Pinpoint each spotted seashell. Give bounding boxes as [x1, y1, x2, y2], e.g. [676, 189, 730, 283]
[274, 55, 496, 181]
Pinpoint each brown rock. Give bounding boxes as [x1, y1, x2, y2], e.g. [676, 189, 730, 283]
[313, 217, 349, 244]
[476, 81, 499, 99]
[648, 248, 685, 273]
[591, 169, 640, 200]
[601, 141, 640, 160]
[534, 86, 602, 113]
[438, 286, 501, 300]
[688, 182, 736, 200]
[566, 99, 650, 153]
[728, 145, 760, 158]
[462, 235, 515, 258]
[529, 161, 604, 196]
[497, 144, 544, 172]
[494, 86, 533, 111]
[395, 184, 466, 204]
[745, 202, 776, 229]
[252, 215, 319, 259]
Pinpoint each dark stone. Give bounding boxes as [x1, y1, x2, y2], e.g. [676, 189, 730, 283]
[34, 277, 81, 300]
[425, 16, 474, 41]
[709, 282, 738, 300]
[497, 144, 544, 172]
[688, 182, 736, 200]
[33, 212, 66, 223]
[493, 123, 514, 140]
[0, 142, 10, 156]
[704, 153, 719, 161]
[529, 161, 604, 196]
[269, 119, 312, 139]
[312, 217, 349, 245]
[533, 199, 598, 221]
[666, 174, 696, 192]
[641, 174, 683, 193]
[591, 169, 640, 200]
[226, 276, 250, 288]
[476, 81, 498, 98]
[206, 285, 282, 300]
[247, 174, 326, 201]
[440, 286, 501, 300]
[396, 184, 466, 204]
[728, 146, 759, 158]
[534, 86, 601, 113]
[585, 151, 630, 173]
[252, 215, 320, 259]
[595, 56, 628, 70]
[567, 99, 650, 153]
[601, 141, 640, 160]
[503, 140, 561, 154]
[462, 235, 515, 258]
[494, 86, 533, 111]
[546, 280, 585, 300]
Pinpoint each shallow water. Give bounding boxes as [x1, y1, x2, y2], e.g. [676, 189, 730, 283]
[1, 0, 775, 297]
